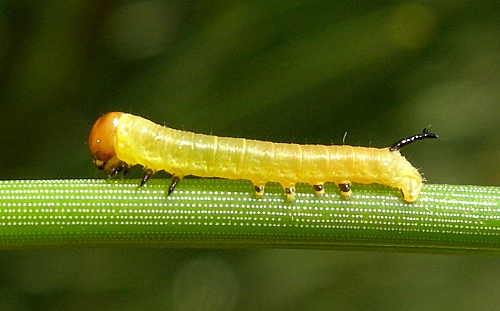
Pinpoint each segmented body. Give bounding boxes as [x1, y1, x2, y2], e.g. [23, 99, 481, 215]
[89, 112, 437, 202]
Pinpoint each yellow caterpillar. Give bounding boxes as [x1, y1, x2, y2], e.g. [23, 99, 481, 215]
[88, 112, 437, 202]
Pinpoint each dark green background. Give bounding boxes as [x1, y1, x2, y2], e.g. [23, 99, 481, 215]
[0, 1, 499, 310]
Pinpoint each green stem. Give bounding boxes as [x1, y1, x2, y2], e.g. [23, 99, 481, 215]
[0, 179, 499, 254]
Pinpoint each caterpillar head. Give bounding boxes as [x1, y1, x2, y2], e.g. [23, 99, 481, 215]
[88, 112, 124, 173]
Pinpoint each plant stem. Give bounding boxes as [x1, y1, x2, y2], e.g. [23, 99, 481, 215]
[0, 179, 499, 254]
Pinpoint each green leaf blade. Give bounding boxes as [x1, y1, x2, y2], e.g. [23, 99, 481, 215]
[0, 179, 499, 255]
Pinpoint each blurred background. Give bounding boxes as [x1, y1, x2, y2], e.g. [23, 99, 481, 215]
[0, 0, 499, 310]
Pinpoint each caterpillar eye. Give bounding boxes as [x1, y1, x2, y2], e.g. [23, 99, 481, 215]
[88, 112, 123, 171]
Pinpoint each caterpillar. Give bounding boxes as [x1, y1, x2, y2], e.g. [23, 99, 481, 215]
[88, 112, 437, 202]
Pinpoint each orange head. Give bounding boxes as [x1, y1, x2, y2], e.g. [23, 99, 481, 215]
[88, 112, 124, 173]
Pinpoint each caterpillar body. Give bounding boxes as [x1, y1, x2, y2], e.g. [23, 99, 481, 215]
[88, 112, 437, 202]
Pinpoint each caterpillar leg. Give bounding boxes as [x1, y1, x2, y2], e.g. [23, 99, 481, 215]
[121, 167, 130, 176]
[254, 185, 265, 198]
[312, 183, 325, 197]
[283, 184, 296, 202]
[167, 175, 182, 196]
[139, 168, 155, 187]
[338, 181, 352, 199]
[109, 162, 128, 177]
